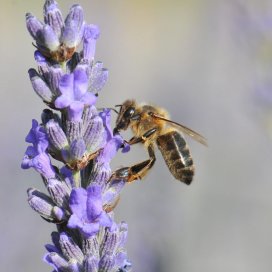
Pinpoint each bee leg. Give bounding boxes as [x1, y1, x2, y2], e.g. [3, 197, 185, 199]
[110, 144, 156, 183]
[128, 128, 157, 145]
[103, 196, 120, 213]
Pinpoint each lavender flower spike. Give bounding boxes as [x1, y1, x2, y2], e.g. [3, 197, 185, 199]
[23, 1, 132, 271]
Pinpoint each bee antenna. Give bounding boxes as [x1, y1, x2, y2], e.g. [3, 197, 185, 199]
[115, 104, 122, 107]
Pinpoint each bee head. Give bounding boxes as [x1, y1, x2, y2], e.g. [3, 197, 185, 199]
[113, 100, 136, 134]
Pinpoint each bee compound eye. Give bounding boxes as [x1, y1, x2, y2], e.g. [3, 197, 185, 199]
[124, 107, 135, 118]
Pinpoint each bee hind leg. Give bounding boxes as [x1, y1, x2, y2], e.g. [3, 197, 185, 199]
[110, 144, 156, 183]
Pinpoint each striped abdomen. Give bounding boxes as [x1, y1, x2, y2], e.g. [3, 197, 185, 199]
[156, 130, 195, 185]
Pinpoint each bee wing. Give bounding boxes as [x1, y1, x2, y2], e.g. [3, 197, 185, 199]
[149, 112, 208, 146]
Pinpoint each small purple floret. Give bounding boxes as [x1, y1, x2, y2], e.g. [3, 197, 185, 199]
[55, 69, 97, 121]
[25, 119, 48, 153]
[68, 184, 114, 237]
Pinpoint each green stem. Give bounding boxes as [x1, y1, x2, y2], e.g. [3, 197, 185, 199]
[73, 170, 81, 187]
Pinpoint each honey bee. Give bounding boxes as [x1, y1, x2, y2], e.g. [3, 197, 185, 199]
[111, 100, 207, 185]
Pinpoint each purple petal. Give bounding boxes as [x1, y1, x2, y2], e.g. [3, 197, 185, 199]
[86, 185, 103, 221]
[32, 153, 56, 178]
[25, 119, 38, 143]
[99, 212, 113, 228]
[24, 120, 50, 157]
[73, 69, 88, 98]
[21, 156, 32, 169]
[54, 94, 71, 109]
[68, 101, 84, 121]
[69, 187, 87, 218]
[99, 108, 113, 141]
[99, 135, 123, 164]
[121, 141, 130, 153]
[80, 92, 97, 106]
[81, 222, 100, 237]
[67, 214, 83, 229]
[58, 73, 74, 96]
[24, 145, 38, 158]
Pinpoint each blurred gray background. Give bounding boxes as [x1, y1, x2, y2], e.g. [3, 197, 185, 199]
[1, 0, 272, 271]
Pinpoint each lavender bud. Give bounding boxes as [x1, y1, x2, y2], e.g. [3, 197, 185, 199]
[82, 235, 99, 256]
[83, 115, 105, 152]
[46, 119, 69, 150]
[41, 109, 60, 125]
[51, 231, 61, 250]
[89, 163, 111, 185]
[118, 222, 129, 248]
[52, 206, 65, 221]
[47, 179, 70, 209]
[82, 105, 98, 126]
[45, 65, 63, 96]
[70, 138, 86, 161]
[26, 13, 44, 41]
[84, 256, 99, 272]
[99, 254, 115, 271]
[59, 232, 84, 264]
[42, 24, 60, 51]
[44, 252, 70, 271]
[34, 51, 50, 76]
[41, 109, 54, 125]
[68, 259, 81, 272]
[43, 0, 64, 38]
[27, 188, 64, 221]
[62, 5, 84, 48]
[100, 229, 118, 257]
[45, 243, 59, 254]
[28, 68, 53, 103]
[89, 62, 109, 94]
[83, 24, 100, 62]
[66, 120, 83, 144]
[119, 260, 132, 272]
